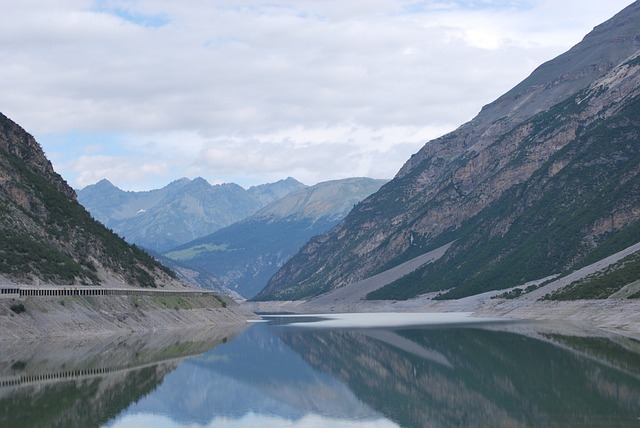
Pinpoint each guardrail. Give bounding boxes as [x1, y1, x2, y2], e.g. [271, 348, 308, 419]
[0, 286, 217, 298]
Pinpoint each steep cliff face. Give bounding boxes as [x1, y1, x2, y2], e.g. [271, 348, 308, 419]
[0, 113, 181, 287]
[257, 2, 640, 301]
[0, 113, 75, 201]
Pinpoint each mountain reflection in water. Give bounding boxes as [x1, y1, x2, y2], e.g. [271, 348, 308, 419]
[1, 315, 640, 427]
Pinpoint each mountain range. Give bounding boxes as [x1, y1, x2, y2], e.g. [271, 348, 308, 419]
[77, 176, 305, 252]
[164, 178, 387, 298]
[256, 2, 640, 302]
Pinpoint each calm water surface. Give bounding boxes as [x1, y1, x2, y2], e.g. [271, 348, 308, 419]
[1, 313, 640, 427]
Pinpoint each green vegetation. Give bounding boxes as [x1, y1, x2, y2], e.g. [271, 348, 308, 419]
[0, 230, 98, 284]
[0, 144, 176, 287]
[165, 243, 230, 261]
[148, 294, 227, 310]
[544, 252, 640, 300]
[10, 302, 25, 314]
[493, 283, 542, 299]
[10, 361, 26, 371]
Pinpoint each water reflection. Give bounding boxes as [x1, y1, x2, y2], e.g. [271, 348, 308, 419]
[108, 321, 391, 427]
[1, 316, 640, 427]
[0, 326, 243, 428]
[278, 322, 640, 427]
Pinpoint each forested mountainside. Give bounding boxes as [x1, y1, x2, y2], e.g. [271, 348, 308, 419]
[0, 112, 180, 288]
[164, 178, 387, 298]
[257, 2, 640, 301]
[78, 176, 305, 252]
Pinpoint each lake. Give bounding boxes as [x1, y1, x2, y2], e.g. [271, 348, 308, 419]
[1, 313, 640, 427]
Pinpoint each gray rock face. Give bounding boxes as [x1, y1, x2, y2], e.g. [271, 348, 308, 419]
[257, 2, 640, 301]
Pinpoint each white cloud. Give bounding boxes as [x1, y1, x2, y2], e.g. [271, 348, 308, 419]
[0, 0, 635, 189]
[59, 124, 446, 190]
[107, 411, 400, 428]
[65, 154, 169, 189]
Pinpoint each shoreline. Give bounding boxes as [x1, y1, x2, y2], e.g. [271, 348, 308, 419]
[0, 293, 257, 339]
[245, 241, 640, 340]
[244, 294, 640, 340]
[3, 286, 638, 340]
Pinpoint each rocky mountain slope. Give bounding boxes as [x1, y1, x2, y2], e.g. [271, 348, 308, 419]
[77, 176, 305, 252]
[0, 112, 181, 288]
[164, 178, 387, 298]
[257, 2, 640, 301]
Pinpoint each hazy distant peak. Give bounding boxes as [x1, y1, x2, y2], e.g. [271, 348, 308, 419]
[249, 176, 305, 191]
[79, 179, 123, 194]
[78, 175, 308, 252]
[184, 176, 213, 190]
[94, 178, 116, 188]
[254, 177, 387, 222]
[191, 176, 210, 185]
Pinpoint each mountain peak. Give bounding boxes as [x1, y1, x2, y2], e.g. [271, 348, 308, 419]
[92, 178, 118, 190]
[0, 112, 76, 201]
[78, 176, 308, 252]
[254, 177, 388, 222]
[191, 176, 210, 185]
[185, 176, 214, 191]
[475, 0, 640, 127]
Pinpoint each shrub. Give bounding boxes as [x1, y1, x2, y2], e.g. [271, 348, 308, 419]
[10, 303, 25, 314]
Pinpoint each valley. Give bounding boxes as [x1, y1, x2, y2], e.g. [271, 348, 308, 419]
[3, 2, 640, 340]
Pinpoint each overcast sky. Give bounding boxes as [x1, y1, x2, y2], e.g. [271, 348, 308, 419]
[1, 0, 635, 190]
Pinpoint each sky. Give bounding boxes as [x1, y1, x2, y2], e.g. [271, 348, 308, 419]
[1, 0, 636, 191]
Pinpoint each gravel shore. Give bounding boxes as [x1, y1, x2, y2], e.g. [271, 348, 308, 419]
[245, 295, 640, 340]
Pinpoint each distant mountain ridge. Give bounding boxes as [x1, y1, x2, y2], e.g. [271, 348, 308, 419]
[0, 112, 181, 288]
[78, 176, 305, 252]
[257, 2, 640, 301]
[165, 178, 387, 298]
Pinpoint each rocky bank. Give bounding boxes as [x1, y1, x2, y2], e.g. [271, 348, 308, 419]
[0, 293, 256, 339]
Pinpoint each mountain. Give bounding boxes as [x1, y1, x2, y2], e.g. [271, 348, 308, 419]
[77, 176, 305, 252]
[256, 2, 640, 301]
[164, 178, 387, 299]
[0, 112, 181, 288]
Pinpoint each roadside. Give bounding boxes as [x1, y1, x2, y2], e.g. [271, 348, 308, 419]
[0, 292, 256, 339]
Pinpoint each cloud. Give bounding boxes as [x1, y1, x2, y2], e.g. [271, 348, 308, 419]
[0, 0, 635, 189]
[55, 124, 446, 190]
[193, 126, 441, 183]
[64, 154, 169, 190]
[108, 412, 400, 428]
